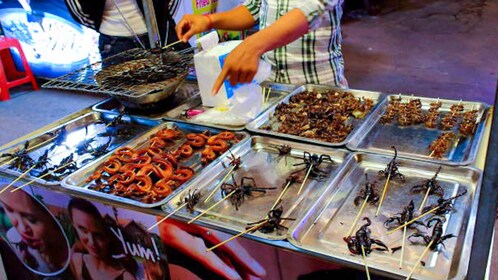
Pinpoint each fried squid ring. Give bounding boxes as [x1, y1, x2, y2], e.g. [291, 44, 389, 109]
[186, 133, 206, 148]
[149, 137, 167, 149]
[146, 146, 165, 159]
[86, 169, 103, 182]
[152, 159, 173, 179]
[134, 175, 153, 192]
[102, 159, 122, 175]
[210, 139, 229, 153]
[178, 144, 194, 157]
[216, 131, 236, 140]
[172, 167, 194, 183]
[137, 164, 157, 177]
[156, 129, 181, 140]
[207, 135, 219, 145]
[154, 178, 175, 195]
[115, 149, 137, 163]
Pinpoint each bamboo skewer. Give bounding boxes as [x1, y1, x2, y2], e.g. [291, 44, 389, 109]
[0, 158, 15, 169]
[0, 137, 57, 168]
[0, 165, 37, 194]
[162, 40, 183, 50]
[297, 166, 313, 195]
[207, 220, 267, 252]
[271, 180, 294, 210]
[346, 194, 370, 237]
[387, 206, 440, 235]
[10, 161, 76, 193]
[204, 165, 236, 203]
[375, 173, 391, 216]
[188, 190, 237, 224]
[418, 186, 432, 212]
[429, 150, 435, 157]
[361, 245, 371, 280]
[148, 202, 188, 231]
[265, 88, 272, 104]
[399, 223, 408, 268]
[406, 240, 434, 280]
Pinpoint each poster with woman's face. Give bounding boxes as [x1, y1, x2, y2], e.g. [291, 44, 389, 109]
[0, 183, 71, 276]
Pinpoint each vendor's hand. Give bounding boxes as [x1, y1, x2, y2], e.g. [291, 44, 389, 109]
[158, 219, 266, 280]
[176, 14, 212, 43]
[212, 39, 263, 95]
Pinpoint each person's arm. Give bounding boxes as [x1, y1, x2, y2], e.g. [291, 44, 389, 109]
[212, 0, 341, 93]
[176, 6, 255, 43]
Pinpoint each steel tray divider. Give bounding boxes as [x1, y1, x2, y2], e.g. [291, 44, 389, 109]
[288, 152, 482, 280]
[246, 84, 386, 147]
[61, 122, 250, 208]
[346, 94, 490, 166]
[0, 111, 160, 186]
[163, 136, 351, 241]
[162, 83, 298, 131]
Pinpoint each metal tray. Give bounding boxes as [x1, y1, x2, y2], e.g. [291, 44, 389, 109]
[347, 95, 489, 166]
[162, 83, 298, 131]
[92, 80, 200, 119]
[246, 84, 385, 147]
[62, 122, 250, 208]
[0, 111, 160, 185]
[163, 136, 351, 240]
[288, 153, 481, 280]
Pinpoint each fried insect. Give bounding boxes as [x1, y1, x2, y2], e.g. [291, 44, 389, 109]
[422, 189, 467, 216]
[409, 218, 456, 251]
[384, 200, 425, 229]
[291, 152, 334, 180]
[221, 175, 276, 210]
[428, 132, 455, 158]
[459, 109, 479, 136]
[354, 174, 380, 206]
[343, 217, 389, 255]
[378, 146, 405, 182]
[411, 166, 444, 197]
[182, 189, 202, 213]
[246, 205, 295, 234]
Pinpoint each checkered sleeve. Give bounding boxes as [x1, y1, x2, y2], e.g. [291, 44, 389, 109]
[242, 0, 262, 23]
[295, 0, 340, 30]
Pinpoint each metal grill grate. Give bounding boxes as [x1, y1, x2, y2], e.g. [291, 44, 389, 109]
[42, 48, 195, 99]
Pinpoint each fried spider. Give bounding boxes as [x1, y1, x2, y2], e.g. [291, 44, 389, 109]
[384, 200, 425, 229]
[411, 166, 444, 197]
[343, 217, 389, 255]
[409, 217, 456, 251]
[378, 146, 405, 182]
[181, 189, 202, 213]
[246, 205, 295, 234]
[291, 152, 334, 180]
[422, 189, 467, 216]
[47, 126, 69, 153]
[221, 175, 276, 210]
[270, 144, 292, 165]
[354, 174, 380, 206]
[226, 151, 242, 170]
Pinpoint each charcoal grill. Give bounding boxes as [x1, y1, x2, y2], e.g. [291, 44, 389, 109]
[43, 48, 194, 108]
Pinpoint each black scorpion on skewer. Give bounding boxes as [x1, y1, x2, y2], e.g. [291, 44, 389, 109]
[47, 126, 69, 153]
[29, 150, 52, 177]
[181, 189, 202, 213]
[246, 205, 295, 234]
[291, 152, 334, 180]
[354, 174, 380, 206]
[378, 146, 405, 182]
[384, 200, 426, 229]
[411, 166, 444, 197]
[422, 189, 468, 216]
[89, 137, 113, 158]
[2, 142, 34, 171]
[49, 154, 77, 178]
[221, 175, 276, 210]
[408, 217, 456, 251]
[343, 217, 389, 255]
[0, 141, 29, 163]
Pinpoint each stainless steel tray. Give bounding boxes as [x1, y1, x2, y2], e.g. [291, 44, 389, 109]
[289, 153, 481, 280]
[62, 122, 250, 208]
[0, 111, 160, 185]
[92, 80, 200, 119]
[163, 136, 351, 240]
[162, 83, 298, 131]
[347, 95, 489, 166]
[246, 85, 385, 146]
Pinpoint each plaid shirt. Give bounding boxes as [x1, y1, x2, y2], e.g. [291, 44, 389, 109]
[243, 0, 346, 86]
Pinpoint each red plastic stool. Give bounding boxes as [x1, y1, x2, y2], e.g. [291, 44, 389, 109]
[0, 36, 39, 101]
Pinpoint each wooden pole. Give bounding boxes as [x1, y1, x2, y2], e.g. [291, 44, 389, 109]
[188, 190, 237, 224]
[418, 187, 432, 212]
[346, 194, 370, 237]
[361, 245, 371, 280]
[406, 240, 434, 280]
[10, 161, 75, 193]
[297, 166, 313, 195]
[399, 223, 407, 268]
[207, 220, 266, 251]
[204, 165, 236, 203]
[271, 180, 293, 210]
[387, 206, 440, 235]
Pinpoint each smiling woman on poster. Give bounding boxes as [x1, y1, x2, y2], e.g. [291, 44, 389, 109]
[68, 198, 137, 280]
[0, 187, 70, 276]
